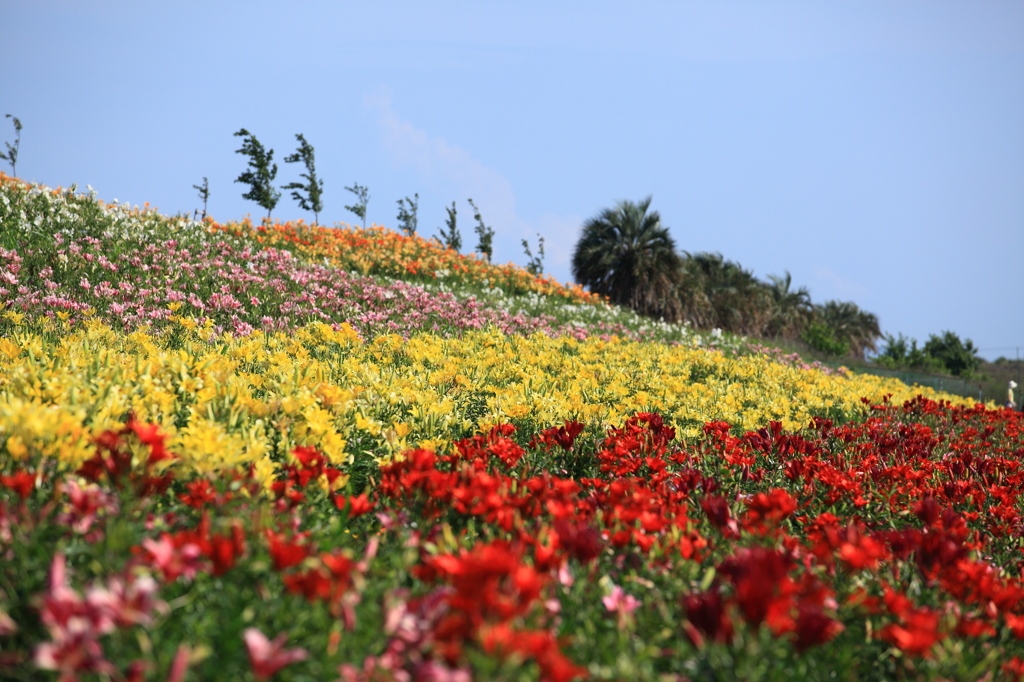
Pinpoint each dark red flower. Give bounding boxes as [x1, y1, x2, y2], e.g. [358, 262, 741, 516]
[531, 421, 586, 452]
[0, 471, 35, 499]
[744, 488, 798, 524]
[127, 417, 170, 464]
[208, 524, 246, 576]
[178, 479, 218, 508]
[718, 547, 792, 629]
[914, 497, 941, 527]
[839, 524, 889, 571]
[291, 446, 325, 477]
[880, 608, 943, 658]
[283, 568, 332, 603]
[265, 531, 310, 572]
[792, 603, 843, 652]
[333, 493, 374, 518]
[700, 495, 732, 531]
[682, 587, 733, 646]
[553, 518, 602, 564]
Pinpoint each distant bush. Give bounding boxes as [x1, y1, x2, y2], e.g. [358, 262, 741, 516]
[876, 333, 944, 373]
[802, 320, 848, 357]
[875, 330, 981, 377]
[923, 330, 981, 377]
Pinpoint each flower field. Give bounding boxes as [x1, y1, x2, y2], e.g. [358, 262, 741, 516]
[2, 174, 1024, 681]
[1, 173, 690, 345]
[210, 219, 602, 305]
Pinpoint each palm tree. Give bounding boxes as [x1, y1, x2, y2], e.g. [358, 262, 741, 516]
[572, 197, 683, 320]
[675, 255, 716, 329]
[765, 271, 813, 340]
[815, 300, 881, 359]
[678, 252, 771, 336]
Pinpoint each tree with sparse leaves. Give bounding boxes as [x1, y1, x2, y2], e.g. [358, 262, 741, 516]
[468, 198, 494, 262]
[1, 114, 22, 176]
[193, 177, 209, 220]
[396, 194, 418, 236]
[282, 134, 324, 224]
[345, 183, 369, 228]
[522, 233, 545, 276]
[435, 202, 461, 252]
[233, 129, 280, 220]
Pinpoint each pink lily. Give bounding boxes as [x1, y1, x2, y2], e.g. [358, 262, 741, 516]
[243, 627, 308, 680]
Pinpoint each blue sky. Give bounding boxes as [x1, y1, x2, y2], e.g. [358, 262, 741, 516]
[4, 1, 1023, 359]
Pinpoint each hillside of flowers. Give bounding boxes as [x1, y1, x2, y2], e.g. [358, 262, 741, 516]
[0, 318, 973, 473]
[0, 174, 724, 348]
[211, 219, 600, 304]
[3, 173, 1023, 681]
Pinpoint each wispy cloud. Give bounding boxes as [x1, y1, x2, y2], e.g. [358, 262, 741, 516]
[363, 86, 580, 280]
[810, 265, 868, 302]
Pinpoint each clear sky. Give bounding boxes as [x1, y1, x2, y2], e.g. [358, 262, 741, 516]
[3, 1, 1023, 359]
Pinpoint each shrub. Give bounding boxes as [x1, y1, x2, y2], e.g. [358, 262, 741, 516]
[923, 330, 981, 377]
[802, 320, 848, 357]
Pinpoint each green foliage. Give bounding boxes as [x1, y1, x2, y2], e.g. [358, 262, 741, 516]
[1, 114, 22, 176]
[1, 182, 117, 254]
[876, 332, 909, 367]
[233, 129, 280, 220]
[573, 197, 683, 321]
[876, 333, 944, 373]
[802, 320, 849, 357]
[679, 252, 770, 335]
[923, 330, 981, 377]
[467, 198, 494, 262]
[873, 331, 979, 377]
[765, 271, 813, 339]
[993, 356, 1023, 366]
[282, 133, 325, 224]
[521, 233, 545, 276]
[396, 194, 418, 236]
[435, 201, 461, 252]
[344, 182, 369, 228]
[193, 177, 209, 220]
[814, 300, 881, 359]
